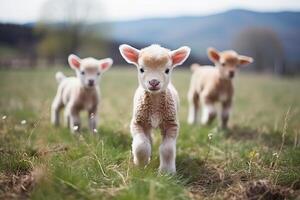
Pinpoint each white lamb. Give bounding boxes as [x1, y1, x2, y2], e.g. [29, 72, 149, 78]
[51, 54, 113, 133]
[119, 44, 191, 173]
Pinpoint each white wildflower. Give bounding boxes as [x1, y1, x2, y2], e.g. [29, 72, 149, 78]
[93, 128, 98, 133]
[2, 115, 7, 120]
[208, 133, 213, 140]
[272, 152, 279, 158]
[21, 120, 27, 125]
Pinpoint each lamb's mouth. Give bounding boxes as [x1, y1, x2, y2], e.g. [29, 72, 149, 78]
[148, 87, 160, 92]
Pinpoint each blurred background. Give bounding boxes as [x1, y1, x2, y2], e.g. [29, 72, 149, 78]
[0, 0, 300, 75]
[1, 2, 300, 199]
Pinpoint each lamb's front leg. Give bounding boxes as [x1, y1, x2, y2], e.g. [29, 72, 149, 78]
[68, 105, 81, 133]
[131, 121, 152, 167]
[88, 107, 98, 133]
[201, 98, 217, 125]
[159, 122, 178, 174]
[221, 100, 232, 129]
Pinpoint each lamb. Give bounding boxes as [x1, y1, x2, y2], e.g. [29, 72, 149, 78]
[187, 47, 253, 128]
[119, 44, 191, 173]
[51, 54, 113, 133]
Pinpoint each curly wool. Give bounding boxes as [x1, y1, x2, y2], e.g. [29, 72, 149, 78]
[134, 89, 177, 129]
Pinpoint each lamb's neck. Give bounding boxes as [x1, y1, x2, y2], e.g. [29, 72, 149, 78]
[79, 84, 97, 92]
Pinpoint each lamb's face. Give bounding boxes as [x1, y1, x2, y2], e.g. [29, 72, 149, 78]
[68, 55, 113, 88]
[76, 61, 101, 88]
[137, 46, 172, 93]
[217, 51, 240, 79]
[119, 44, 191, 93]
[207, 48, 253, 80]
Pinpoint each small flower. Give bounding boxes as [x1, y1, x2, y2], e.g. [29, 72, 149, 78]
[272, 152, 279, 158]
[2, 115, 7, 120]
[208, 133, 213, 140]
[21, 120, 27, 125]
[73, 125, 79, 131]
[248, 150, 259, 159]
[93, 128, 98, 133]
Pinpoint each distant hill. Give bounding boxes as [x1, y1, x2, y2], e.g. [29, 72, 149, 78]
[101, 9, 300, 62]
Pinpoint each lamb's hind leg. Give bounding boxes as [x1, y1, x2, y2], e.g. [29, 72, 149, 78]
[187, 91, 200, 124]
[51, 95, 63, 126]
[159, 122, 178, 174]
[131, 122, 151, 167]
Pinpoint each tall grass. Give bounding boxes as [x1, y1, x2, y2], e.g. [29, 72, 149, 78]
[0, 68, 299, 199]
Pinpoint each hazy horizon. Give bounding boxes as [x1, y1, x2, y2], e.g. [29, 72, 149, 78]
[0, 0, 300, 24]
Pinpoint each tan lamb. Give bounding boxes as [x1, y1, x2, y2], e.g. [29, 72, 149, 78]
[119, 44, 190, 173]
[51, 54, 113, 133]
[187, 47, 253, 128]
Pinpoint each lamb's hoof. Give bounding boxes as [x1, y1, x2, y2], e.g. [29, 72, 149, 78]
[158, 167, 176, 175]
[71, 125, 80, 134]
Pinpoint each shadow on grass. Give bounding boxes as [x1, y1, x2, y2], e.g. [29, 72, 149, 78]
[225, 125, 294, 148]
[176, 154, 234, 195]
[98, 126, 131, 151]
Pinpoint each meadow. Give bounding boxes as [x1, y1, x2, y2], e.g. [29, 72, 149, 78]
[0, 67, 299, 199]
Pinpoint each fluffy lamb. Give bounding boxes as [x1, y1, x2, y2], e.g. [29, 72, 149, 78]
[187, 47, 253, 128]
[119, 44, 190, 173]
[51, 54, 113, 133]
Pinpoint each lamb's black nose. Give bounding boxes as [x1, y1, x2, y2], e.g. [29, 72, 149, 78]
[88, 80, 94, 86]
[149, 79, 160, 87]
[229, 71, 235, 78]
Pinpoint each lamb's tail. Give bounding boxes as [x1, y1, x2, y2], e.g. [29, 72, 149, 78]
[190, 63, 201, 72]
[55, 71, 66, 83]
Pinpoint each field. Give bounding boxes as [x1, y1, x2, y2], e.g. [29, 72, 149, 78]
[0, 67, 299, 199]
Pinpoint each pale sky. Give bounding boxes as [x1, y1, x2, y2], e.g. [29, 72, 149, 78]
[0, 0, 300, 23]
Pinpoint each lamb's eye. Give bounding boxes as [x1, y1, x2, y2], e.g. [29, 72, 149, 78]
[221, 63, 226, 67]
[81, 71, 85, 75]
[139, 68, 144, 73]
[165, 68, 170, 74]
[97, 72, 101, 76]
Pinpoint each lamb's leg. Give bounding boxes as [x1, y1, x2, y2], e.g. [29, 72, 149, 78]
[131, 122, 151, 166]
[187, 91, 200, 124]
[64, 104, 71, 128]
[51, 95, 63, 126]
[201, 99, 216, 125]
[88, 107, 98, 133]
[159, 122, 178, 174]
[68, 105, 80, 133]
[221, 100, 232, 129]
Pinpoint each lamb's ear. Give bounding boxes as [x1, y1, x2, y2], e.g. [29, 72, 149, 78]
[99, 58, 113, 72]
[68, 54, 81, 70]
[238, 55, 253, 66]
[170, 46, 191, 67]
[119, 44, 140, 65]
[207, 47, 220, 63]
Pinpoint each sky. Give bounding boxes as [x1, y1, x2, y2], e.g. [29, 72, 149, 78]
[0, 0, 300, 23]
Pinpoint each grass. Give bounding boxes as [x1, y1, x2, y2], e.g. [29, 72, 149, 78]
[0, 67, 299, 199]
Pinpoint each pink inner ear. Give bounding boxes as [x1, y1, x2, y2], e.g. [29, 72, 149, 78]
[172, 51, 187, 65]
[71, 58, 80, 69]
[123, 47, 138, 63]
[210, 51, 220, 62]
[101, 62, 110, 70]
